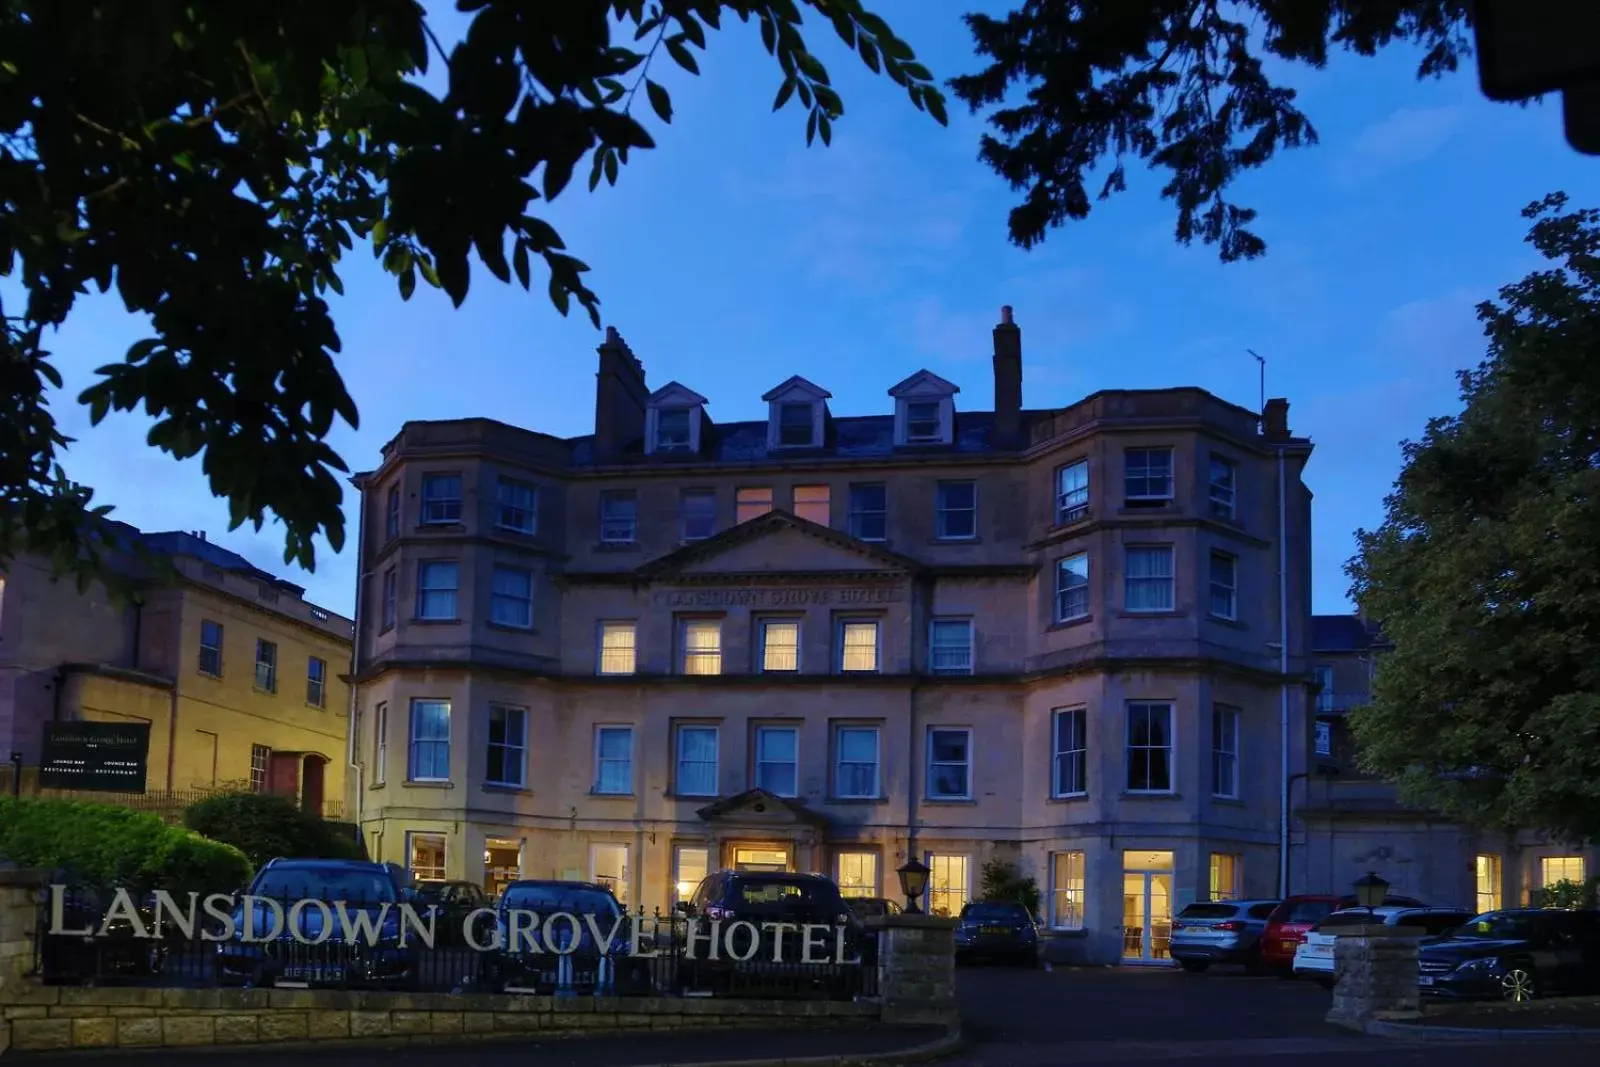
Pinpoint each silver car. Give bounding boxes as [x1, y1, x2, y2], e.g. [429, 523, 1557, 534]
[1170, 899, 1281, 973]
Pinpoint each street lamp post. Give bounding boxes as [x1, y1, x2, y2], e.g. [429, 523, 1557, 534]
[1352, 871, 1390, 917]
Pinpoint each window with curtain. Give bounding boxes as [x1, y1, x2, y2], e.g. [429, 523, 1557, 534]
[930, 619, 973, 674]
[1124, 546, 1174, 612]
[839, 620, 880, 672]
[836, 853, 878, 898]
[1209, 853, 1240, 901]
[594, 726, 634, 794]
[1056, 459, 1089, 523]
[835, 726, 880, 798]
[491, 566, 534, 628]
[680, 619, 723, 675]
[1055, 553, 1089, 621]
[760, 619, 800, 672]
[927, 854, 969, 917]
[676, 725, 719, 796]
[755, 726, 799, 797]
[415, 560, 459, 620]
[597, 622, 636, 675]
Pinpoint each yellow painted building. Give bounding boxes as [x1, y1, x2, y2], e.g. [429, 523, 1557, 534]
[0, 525, 352, 814]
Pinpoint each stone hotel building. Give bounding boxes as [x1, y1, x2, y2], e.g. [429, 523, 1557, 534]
[347, 309, 1316, 965]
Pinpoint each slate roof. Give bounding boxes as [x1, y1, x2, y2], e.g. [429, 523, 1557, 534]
[1311, 614, 1389, 653]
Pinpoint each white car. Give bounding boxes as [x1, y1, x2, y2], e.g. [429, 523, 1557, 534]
[1293, 905, 1473, 986]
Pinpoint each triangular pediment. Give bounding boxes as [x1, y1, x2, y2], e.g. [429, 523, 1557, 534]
[697, 789, 830, 828]
[649, 381, 709, 407]
[638, 510, 919, 579]
[762, 375, 833, 403]
[888, 369, 960, 399]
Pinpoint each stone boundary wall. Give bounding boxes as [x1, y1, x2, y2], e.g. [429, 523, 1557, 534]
[4, 987, 879, 1054]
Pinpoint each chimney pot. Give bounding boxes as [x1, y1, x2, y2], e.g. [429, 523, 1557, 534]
[992, 308, 1023, 445]
[1000, 305, 1013, 325]
[1263, 397, 1291, 442]
[605, 326, 619, 344]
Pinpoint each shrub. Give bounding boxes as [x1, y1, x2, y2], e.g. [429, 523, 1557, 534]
[183, 792, 361, 869]
[980, 859, 1042, 918]
[1530, 876, 1600, 910]
[0, 796, 251, 891]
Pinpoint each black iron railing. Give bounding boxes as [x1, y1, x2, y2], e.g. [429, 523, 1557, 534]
[33, 887, 876, 1001]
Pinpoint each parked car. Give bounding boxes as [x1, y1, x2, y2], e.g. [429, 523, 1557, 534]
[1418, 909, 1600, 1002]
[38, 887, 186, 984]
[845, 897, 904, 921]
[953, 900, 1040, 966]
[215, 858, 413, 989]
[1169, 899, 1281, 973]
[1292, 906, 1473, 986]
[1261, 892, 1426, 974]
[413, 879, 489, 937]
[484, 880, 651, 995]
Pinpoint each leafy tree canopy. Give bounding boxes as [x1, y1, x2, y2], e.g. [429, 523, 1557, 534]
[1347, 192, 1600, 844]
[0, 0, 945, 578]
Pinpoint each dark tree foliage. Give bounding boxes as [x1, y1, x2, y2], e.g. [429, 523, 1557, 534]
[1347, 193, 1600, 844]
[0, 0, 944, 578]
[950, 0, 1473, 262]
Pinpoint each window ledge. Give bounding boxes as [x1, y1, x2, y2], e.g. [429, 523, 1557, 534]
[1047, 794, 1090, 805]
[486, 622, 538, 636]
[665, 793, 719, 801]
[828, 796, 888, 805]
[252, 686, 276, 696]
[1046, 615, 1093, 633]
[495, 525, 538, 537]
[483, 783, 531, 795]
[1118, 610, 1184, 620]
[414, 522, 466, 533]
[1206, 615, 1247, 629]
[1050, 512, 1093, 532]
[403, 780, 455, 790]
[928, 537, 981, 546]
[1211, 795, 1246, 807]
[589, 791, 637, 800]
[367, 781, 388, 791]
[197, 671, 221, 681]
[1117, 504, 1178, 516]
[1120, 790, 1181, 800]
[305, 703, 325, 711]
[410, 618, 463, 626]
[923, 797, 977, 806]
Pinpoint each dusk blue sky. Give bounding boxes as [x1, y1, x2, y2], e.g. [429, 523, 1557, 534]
[37, 2, 1594, 618]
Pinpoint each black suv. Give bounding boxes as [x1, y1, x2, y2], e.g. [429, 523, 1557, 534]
[1418, 909, 1600, 1001]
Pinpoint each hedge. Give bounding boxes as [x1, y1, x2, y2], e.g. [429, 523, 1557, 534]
[183, 792, 363, 869]
[0, 796, 252, 891]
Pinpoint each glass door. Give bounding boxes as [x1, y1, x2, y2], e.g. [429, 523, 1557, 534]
[1121, 850, 1176, 964]
[732, 846, 791, 872]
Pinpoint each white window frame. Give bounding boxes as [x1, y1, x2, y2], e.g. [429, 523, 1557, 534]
[415, 560, 460, 620]
[490, 565, 534, 629]
[758, 618, 800, 673]
[674, 724, 720, 797]
[1315, 718, 1333, 758]
[306, 656, 326, 708]
[793, 484, 831, 526]
[1475, 854, 1502, 914]
[407, 831, 448, 881]
[1209, 853, 1241, 901]
[420, 473, 463, 524]
[1123, 447, 1174, 505]
[1055, 553, 1090, 622]
[1052, 706, 1087, 798]
[934, 480, 978, 540]
[486, 704, 527, 788]
[1126, 701, 1174, 794]
[1541, 856, 1586, 888]
[1313, 665, 1335, 713]
[1124, 545, 1175, 613]
[679, 618, 723, 675]
[373, 701, 388, 785]
[926, 726, 973, 800]
[590, 842, 632, 907]
[254, 639, 277, 692]
[249, 744, 270, 793]
[599, 490, 638, 544]
[754, 725, 800, 798]
[837, 619, 881, 673]
[1056, 459, 1090, 524]
[407, 698, 452, 783]
[1212, 705, 1240, 799]
[597, 621, 637, 675]
[847, 483, 888, 541]
[674, 845, 711, 903]
[776, 400, 817, 447]
[1050, 851, 1086, 930]
[653, 407, 694, 453]
[1208, 551, 1237, 620]
[925, 852, 970, 917]
[680, 488, 718, 541]
[496, 477, 538, 533]
[381, 567, 397, 630]
[834, 725, 881, 799]
[1208, 454, 1237, 519]
[902, 399, 947, 444]
[836, 851, 879, 899]
[198, 619, 223, 676]
[735, 487, 774, 525]
[929, 618, 974, 675]
[594, 724, 635, 795]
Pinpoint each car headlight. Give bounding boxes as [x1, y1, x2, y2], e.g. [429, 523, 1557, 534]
[1453, 958, 1503, 975]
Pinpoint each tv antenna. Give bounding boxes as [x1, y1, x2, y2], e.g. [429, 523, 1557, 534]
[1247, 349, 1265, 412]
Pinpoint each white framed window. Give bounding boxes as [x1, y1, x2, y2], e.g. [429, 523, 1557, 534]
[599, 490, 637, 544]
[306, 656, 326, 708]
[408, 698, 451, 782]
[793, 484, 831, 525]
[1541, 856, 1586, 888]
[254, 639, 277, 692]
[1056, 459, 1089, 523]
[926, 727, 972, 800]
[1052, 707, 1087, 797]
[1475, 855, 1502, 913]
[680, 619, 723, 675]
[929, 618, 973, 674]
[680, 489, 717, 541]
[675, 725, 719, 796]
[198, 619, 224, 676]
[1055, 553, 1089, 622]
[759, 619, 800, 673]
[1125, 546, 1174, 612]
[847, 484, 887, 541]
[926, 853, 969, 917]
[486, 704, 527, 788]
[381, 568, 397, 630]
[838, 619, 880, 673]
[655, 408, 693, 452]
[407, 832, 447, 881]
[735, 486, 773, 524]
[1124, 448, 1174, 506]
[1208, 551, 1237, 620]
[1313, 665, 1335, 712]
[1050, 851, 1085, 929]
[1315, 719, 1333, 758]
[594, 725, 634, 794]
[385, 484, 401, 540]
[372, 701, 388, 784]
[754, 725, 799, 797]
[905, 400, 942, 443]
[597, 622, 637, 675]
[1209, 853, 1240, 901]
[836, 852, 878, 899]
[1208, 454, 1236, 519]
[496, 477, 538, 533]
[777, 401, 816, 446]
[835, 725, 880, 799]
[1127, 702, 1174, 793]
[591, 843, 631, 906]
[249, 744, 270, 793]
[1212, 705, 1240, 798]
[421, 473, 463, 524]
[491, 566, 534, 629]
[674, 845, 710, 902]
[935, 481, 977, 540]
[416, 560, 460, 620]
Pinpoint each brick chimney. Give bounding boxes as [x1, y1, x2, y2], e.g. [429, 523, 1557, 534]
[1263, 397, 1291, 442]
[992, 305, 1022, 445]
[593, 326, 649, 459]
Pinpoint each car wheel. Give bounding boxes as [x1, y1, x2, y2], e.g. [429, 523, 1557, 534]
[1500, 966, 1536, 1003]
[1179, 960, 1209, 974]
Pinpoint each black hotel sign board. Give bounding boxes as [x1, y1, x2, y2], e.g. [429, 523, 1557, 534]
[39, 722, 151, 793]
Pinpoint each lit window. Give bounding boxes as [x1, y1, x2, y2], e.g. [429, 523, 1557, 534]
[1212, 705, 1240, 798]
[491, 566, 534, 629]
[599, 491, 637, 544]
[675, 725, 719, 796]
[927, 854, 969, 917]
[594, 726, 634, 794]
[759, 619, 799, 673]
[1209, 552, 1237, 620]
[778, 402, 815, 446]
[754, 726, 799, 797]
[1541, 856, 1586, 889]
[592, 843, 631, 908]
[848, 484, 887, 541]
[935, 481, 977, 539]
[408, 832, 447, 881]
[835, 726, 880, 799]
[1208, 455, 1236, 519]
[597, 622, 637, 675]
[836, 852, 878, 899]
[1209, 853, 1240, 901]
[486, 705, 526, 787]
[927, 728, 971, 799]
[674, 846, 709, 903]
[497, 478, 538, 533]
[838, 620, 880, 673]
[680, 619, 723, 675]
[415, 560, 460, 620]
[736, 487, 773, 524]
[930, 619, 973, 675]
[1127, 702, 1173, 792]
[1050, 852, 1085, 929]
[1052, 708, 1086, 797]
[1055, 553, 1089, 621]
[680, 489, 717, 541]
[1125, 546, 1174, 612]
[1056, 460, 1089, 523]
[421, 474, 462, 524]
[254, 639, 277, 692]
[1475, 854, 1502, 914]
[794, 485, 830, 525]
[1124, 448, 1173, 506]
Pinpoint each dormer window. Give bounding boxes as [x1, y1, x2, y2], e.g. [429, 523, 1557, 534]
[888, 369, 960, 447]
[763, 376, 831, 451]
[657, 409, 691, 452]
[778, 403, 814, 446]
[645, 382, 709, 456]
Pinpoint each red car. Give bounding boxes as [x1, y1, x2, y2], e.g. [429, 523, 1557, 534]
[1261, 893, 1426, 974]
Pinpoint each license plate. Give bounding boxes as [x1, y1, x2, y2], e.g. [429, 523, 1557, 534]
[981, 926, 1006, 935]
[1310, 946, 1332, 957]
[281, 966, 334, 983]
[1418, 976, 1434, 987]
